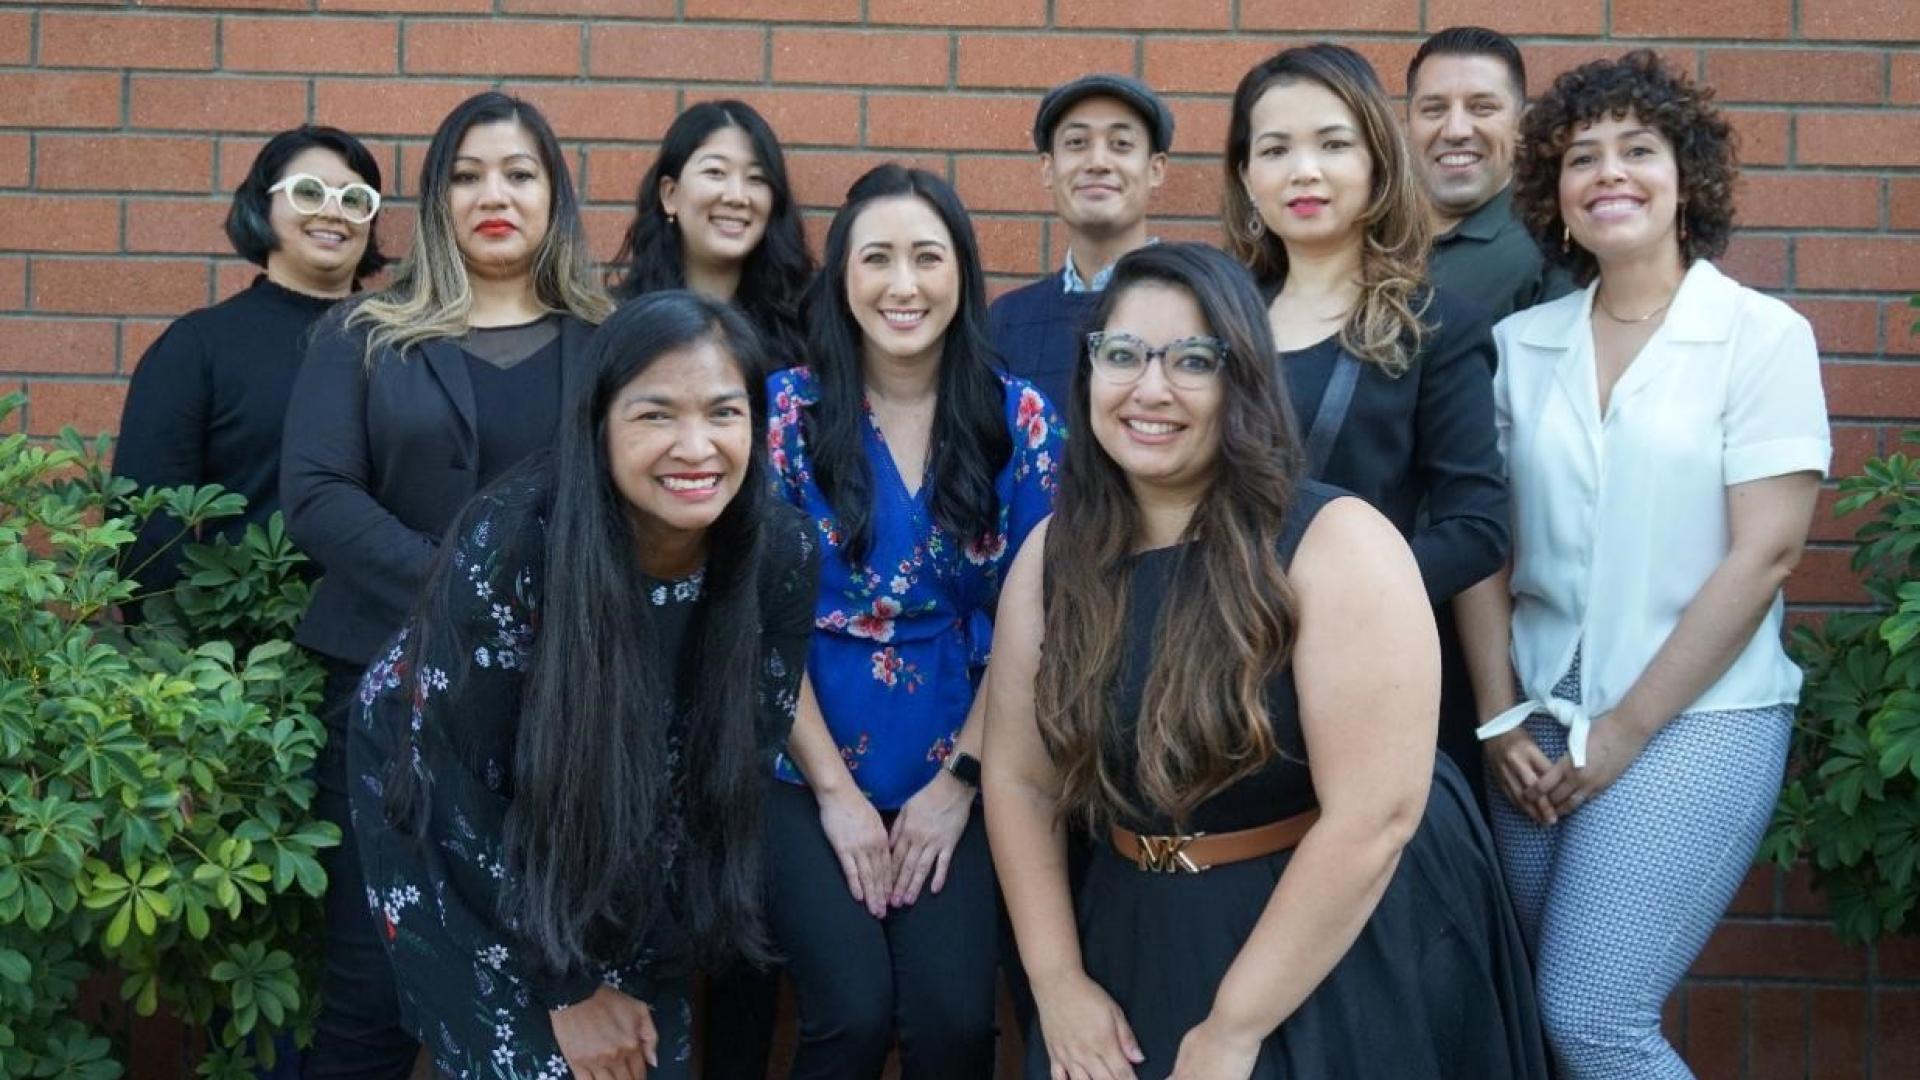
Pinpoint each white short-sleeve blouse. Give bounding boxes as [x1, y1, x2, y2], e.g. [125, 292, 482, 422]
[1478, 259, 1830, 765]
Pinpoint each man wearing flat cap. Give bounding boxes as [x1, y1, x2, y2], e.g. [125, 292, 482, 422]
[989, 74, 1173, 412]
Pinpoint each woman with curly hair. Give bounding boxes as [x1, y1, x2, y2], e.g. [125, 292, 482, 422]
[1464, 50, 1830, 1075]
[1223, 43, 1510, 796]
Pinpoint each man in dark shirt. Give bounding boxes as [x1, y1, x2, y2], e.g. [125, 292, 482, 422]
[988, 74, 1172, 412]
[1407, 27, 1573, 321]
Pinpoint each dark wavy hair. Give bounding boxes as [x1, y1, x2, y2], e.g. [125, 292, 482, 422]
[1036, 243, 1306, 831]
[1513, 49, 1737, 286]
[226, 124, 389, 280]
[390, 291, 778, 974]
[610, 101, 814, 370]
[803, 164, 1011, 565]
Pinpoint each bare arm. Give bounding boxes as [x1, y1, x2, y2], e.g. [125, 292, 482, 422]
[1453, 568, 1518, 722]
[784, 676, 893, 918]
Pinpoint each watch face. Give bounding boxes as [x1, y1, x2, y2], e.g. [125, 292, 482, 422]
[949, 751, 982, 787]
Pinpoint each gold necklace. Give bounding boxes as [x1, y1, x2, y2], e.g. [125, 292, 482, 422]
[1595, 289, 1673, 324]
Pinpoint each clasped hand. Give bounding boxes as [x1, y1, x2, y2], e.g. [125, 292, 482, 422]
[817, 767, 973, 918]
[1485, 714, 1649, 826]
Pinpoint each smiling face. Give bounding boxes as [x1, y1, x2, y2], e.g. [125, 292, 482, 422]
[660, 125, 773, 281]
[605, 338, 754, 556]
[843, 194, 961, 371]
[1042, 95, 1166, 237]
[267, 146, 374, 291]
[1089, 281, 1223, 499]
[448, 119, 553, 281]
[1240, 79, 1374, 257]
[1408, 53, 1521, 227]
[1557, 110, 1682, 268]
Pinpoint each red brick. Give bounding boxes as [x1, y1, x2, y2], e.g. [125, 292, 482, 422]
[1882, 303, 1920, 357]
[0, 73, 123, 129]
[125, 199, 233, 256]
[1803, 0, 1920, 42]
[1874, 989, 1920, 1078]
[1799, 112, 1920, 168]
[503, 0, 673, 13]
[773, 30, 947, 87]
[1055, 0, 1230, 30]
[583, 148, 656, 205]
[131, 76, 307, 134]
[319, 0, 489, 11]
[38, 136, 214, 195]
[1349, 41, 1421, 97]
[870, 0, 1045, 27]
[1790, 547, 1871, 603]
[1749, 986, 1807, 1080]
[1615, 0, 1790, 38]
[481, 85, 668, 143]
[1793, 299, 1881, 357]
[0, 135, 26, 188]
[0, 318, 120, 376]
[953, 155, 1053, 214]
[1736, 174, 1879, 230]
[145, 0, 305, 8]
[1808, 988, 1867, 1080]
[685, 0, 860, 21]
[0, 13, 28, 66]
[1896, 55, 1920, 104]
[1822, 359, 1920, 421]
[1799, 237, 1920, 293]
[1718, 235, 1786, 290]
[214, 259, 263, 301]
[1781, 860, 1833, 917]
[1725, 865, 1775, 916]
[0, 259, 23, 310]
[1694, 919, 1869, 979]
[788, 151, 947, 211]
[1165, 98, 1230, 157]
[1811, 487, 1866, 541]
[956, 33, 1134, 91]
[682, 89, 859, 147]
[123, 321, 171, 371]
[406, 21, 580, 78]
[973, 217, 1043, 276]
[1156, 160, 1222, 218]
[314, 79, 489, 138]
[869, 94, 1035, 152]
[24, 379, 126, 439]
[1521, 44, 1702, 89]
[39, 13, 216, 71]
[1422, 0, 1603, 37]
[224, 16, 399, 75]
[1829, 424, 1878, 479]
[1142, 220, 1224, 246]
[1728, 110, 1791, 167]
[590, 24, 765, 82]
[0, 196, 119, 254]
[1681, 984, 1743, 1080]
[1661, 994, 1683, 1050]
[1707, 49, 1885, 105]
[1144, 37, 1288, 95]
[369, 207, 415, 270]
[579, 206, 629, 266]
[1892, 179, 1920, 231]
[1241, 0, 1417, 32]
[31, 258, 208, 318]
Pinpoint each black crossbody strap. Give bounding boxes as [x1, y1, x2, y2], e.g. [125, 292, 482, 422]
[1303, 351, 1362, 479]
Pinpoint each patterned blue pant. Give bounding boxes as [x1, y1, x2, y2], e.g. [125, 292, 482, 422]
[1488, 656, 1791, 1077]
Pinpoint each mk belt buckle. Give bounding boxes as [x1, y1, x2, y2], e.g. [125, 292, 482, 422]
[1134, 832, 1207, 873]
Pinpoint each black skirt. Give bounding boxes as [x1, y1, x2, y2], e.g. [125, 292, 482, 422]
[1026, 757, 1548, 1079]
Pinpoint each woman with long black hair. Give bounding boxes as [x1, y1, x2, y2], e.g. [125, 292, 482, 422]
[281, 91, 609, 1075]
[349, 291, 818, 1077]
[611, 100, 813, 369]
[764, 164, 1064, 1077]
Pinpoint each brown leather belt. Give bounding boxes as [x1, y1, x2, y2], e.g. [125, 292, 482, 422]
[1109, 808, 1320, 873]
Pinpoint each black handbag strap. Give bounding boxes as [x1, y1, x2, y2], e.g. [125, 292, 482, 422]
[1303, 350, 1362, 479]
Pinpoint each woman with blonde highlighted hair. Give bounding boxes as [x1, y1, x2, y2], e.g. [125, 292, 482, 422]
[1225, 43, 1510, 801]
[280, 90, 609, 1076]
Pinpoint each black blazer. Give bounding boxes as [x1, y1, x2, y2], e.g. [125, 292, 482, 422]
[281, 311, 595, 665]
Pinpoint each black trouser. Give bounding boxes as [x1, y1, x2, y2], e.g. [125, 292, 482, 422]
[766, 780, 999, 1080]
[701, 962, 782, 1079]
[304, 656, 417, 1080]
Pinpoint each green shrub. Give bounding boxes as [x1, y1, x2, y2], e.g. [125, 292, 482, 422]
[1763, 429, 1920, 944]
[0, 392, 338, 1078]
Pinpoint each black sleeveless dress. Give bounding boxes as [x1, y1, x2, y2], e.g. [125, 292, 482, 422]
[1026, 481, 1547, 1079]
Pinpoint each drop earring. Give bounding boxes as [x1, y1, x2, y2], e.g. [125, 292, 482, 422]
[1561, 223, 1571, 254]
[1248, 210, 1265, 240]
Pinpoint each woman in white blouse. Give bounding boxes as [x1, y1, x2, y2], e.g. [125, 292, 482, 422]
[1459, 51, 1828, 1077]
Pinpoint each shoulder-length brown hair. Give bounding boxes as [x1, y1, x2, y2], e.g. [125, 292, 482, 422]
[1036, 243, 1305, 831]
[1222, 43, 1431, 376]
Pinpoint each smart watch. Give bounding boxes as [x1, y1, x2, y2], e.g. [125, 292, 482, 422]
[946, 750, 982, 788]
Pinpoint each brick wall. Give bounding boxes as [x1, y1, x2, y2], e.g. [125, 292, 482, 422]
[2, 2, 1916, 1075]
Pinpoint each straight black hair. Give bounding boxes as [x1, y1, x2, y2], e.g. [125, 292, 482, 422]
[803, 164, 1011, 565]
[610, 101, 814, 371]
[226, 124, 389, 279]
[1407, 26, 1528, 103]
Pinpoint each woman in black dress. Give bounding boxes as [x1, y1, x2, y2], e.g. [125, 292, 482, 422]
[1223, 44, 1509, 800]
[349, 291, 818, 1077]
[983, 243, 1544, 1079]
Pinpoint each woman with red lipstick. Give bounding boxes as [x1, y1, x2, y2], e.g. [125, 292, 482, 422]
[1468, 53, 1828, 1077]
[612, 101, 813, 373]
[1224, 43, 1511, 806]
[114, 125, 388, 618]
[281, 91, 610, 1078]
[763, 164, 1064, 1078]
[348, 292, 819, 1079]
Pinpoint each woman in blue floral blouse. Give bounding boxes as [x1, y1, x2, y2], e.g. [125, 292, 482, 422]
[347, 292, 818, 1078]
[765, 164, 1065, 1077]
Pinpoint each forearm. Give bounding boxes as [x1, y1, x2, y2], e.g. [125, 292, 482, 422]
[1453, 568, 1519, 721]
[952, 667, 990, 759]
[784, 679, 860, 800]
[981, 773, 1084, 989]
